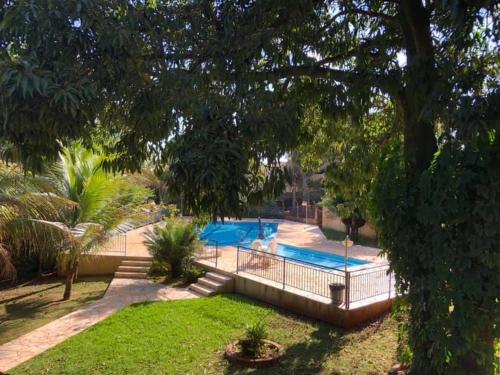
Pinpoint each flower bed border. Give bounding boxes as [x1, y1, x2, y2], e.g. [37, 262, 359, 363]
[225, 339, 285, 368]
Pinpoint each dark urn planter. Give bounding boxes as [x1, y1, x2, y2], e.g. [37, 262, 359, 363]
[225, 339, 285, 368]
[329, 283, 345, 305]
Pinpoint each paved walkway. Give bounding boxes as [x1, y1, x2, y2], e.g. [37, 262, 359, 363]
[0, 278, 199, 373]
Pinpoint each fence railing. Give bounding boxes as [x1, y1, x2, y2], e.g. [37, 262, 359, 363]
[235, 245, 394, 309]
[283, 204, 322, 225]
[100, 233, 127, 255]
[136, 209, 164, 227]
[199, 240, 219, 267]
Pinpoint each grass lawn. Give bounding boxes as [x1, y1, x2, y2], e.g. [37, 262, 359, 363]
[12, 294, 398, 375]
[0, 276, 112, 345]
[321, 227, 379, 248]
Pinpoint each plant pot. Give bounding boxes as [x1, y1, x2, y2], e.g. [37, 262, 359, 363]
[225, 339, 285, 368]
[329, 283, 345, 305]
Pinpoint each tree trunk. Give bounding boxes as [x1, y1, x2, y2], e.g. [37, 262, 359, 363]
[63, 259, 79, 301]
[399, 0, 438, 174]
[302, 173, 308, 206]
[397, 2, 439, 374]
[459, 317, 494, 374]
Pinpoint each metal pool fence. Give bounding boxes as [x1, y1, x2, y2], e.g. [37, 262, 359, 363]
[98, 209, 166, 255]
[100, 233, 128, 255]
[200, 240, 219, 267]
[232, 245, 395, 309]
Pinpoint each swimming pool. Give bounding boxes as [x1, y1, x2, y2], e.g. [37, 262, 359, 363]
[200, 221, 368, 269]
[200, 221, 278, 246]
[276, 243, 368, 269]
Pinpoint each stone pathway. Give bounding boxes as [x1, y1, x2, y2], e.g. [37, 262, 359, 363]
[0, 278, 200, 373]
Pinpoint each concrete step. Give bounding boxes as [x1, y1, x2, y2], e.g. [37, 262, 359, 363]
[121, 260, 152, 267]
[114, 271, 148, 279]
[198, 277, 224, 290]
[117, 265, 150, 273]
[205, 272, 233, 283]
[121, 256, 152, 261]
[189, 283, 215, 296]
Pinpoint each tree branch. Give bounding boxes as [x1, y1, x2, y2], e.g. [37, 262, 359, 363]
[351, 9, 398, 25]
[254, 65, 357, 82]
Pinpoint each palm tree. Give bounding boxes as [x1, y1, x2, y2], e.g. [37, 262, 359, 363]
[143, 219, 200, 278]
[52, 144, 151, 299]
[0, 144, 151, 299]
[0, 162, 74, 282]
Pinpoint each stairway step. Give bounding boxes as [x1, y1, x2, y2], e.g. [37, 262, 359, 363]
[206, 272, 233, 283]
[114, 271, 147, 279]
[121, 260, 152, 267]
[189, 283, 215, 296]
[198, 277, 223, 290]
[121, 256, 152, 261]
[117, 265, 150, 273]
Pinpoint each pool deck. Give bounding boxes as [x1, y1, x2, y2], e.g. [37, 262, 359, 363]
[195, 219, 395, 324]
[273, 220, 384, 263]
[89, 218, 393, 326]
[97, 219, 384, 262]
[200, 219, 385, 270]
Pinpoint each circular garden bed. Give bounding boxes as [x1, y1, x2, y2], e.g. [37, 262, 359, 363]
[225, 339, 285, 368]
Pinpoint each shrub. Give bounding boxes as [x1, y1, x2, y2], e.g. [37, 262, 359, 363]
[148, 259, 168, 277]
[183, 265, 206, 284]
[242, 321, 268, 357]
[191, 214, 211, 231]
[144, 219, 200, 278]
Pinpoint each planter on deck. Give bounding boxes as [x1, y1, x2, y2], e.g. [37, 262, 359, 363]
[329, 283, 345, 305]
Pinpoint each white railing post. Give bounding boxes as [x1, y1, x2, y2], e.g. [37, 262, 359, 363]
[345, 271, 350, 309]
[215, 241, 218, 268]
[236, 246, 239, 274]
[282, 258, 286, 289]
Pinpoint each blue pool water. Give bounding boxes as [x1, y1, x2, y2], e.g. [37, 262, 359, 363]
[200, 221, 278, 246]
[276, 243, 368, 269]
[200, 221, 368, 269]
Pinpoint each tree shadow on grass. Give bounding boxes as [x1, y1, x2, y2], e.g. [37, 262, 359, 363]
[0, 282, 61, 304]
[1, 276, 111, 326]
[0, 293, 105, 328]
[219, 296, 348, 375]
[223, 325, 346, 375]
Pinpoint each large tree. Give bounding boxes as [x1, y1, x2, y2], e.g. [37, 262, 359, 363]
[1, 1, 499, 373]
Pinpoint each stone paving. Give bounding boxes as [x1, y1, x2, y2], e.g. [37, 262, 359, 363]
[0, 278, 199, 373]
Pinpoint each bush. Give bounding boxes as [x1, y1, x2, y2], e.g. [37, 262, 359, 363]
[143, 219, 200, 278]
[183, 265, 206, 284]
[372, 139, 500, 373]
[242, 321, 268, 357]
[148, 259, 168, 277]
[191, 214, 211, 231]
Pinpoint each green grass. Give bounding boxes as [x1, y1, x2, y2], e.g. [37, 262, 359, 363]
[12, 294, 398, 375]
[0, 276, 112, 345]
[321, 228, 379, 248]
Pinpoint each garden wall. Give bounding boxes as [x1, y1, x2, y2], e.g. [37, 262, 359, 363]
[57, 254, 150, 276]
[195, 262, 393, 329]
[233, 275, 393, 328]
[321, 209, 378, 240]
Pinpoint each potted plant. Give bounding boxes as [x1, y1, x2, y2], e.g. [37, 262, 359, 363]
[329, 282, 345, 305]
